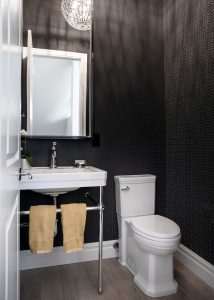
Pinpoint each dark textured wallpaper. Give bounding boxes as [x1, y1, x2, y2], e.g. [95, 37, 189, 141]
[21, 0, 165, 250]
[163, 0, 214, 264]
[23, 0, 90, 53]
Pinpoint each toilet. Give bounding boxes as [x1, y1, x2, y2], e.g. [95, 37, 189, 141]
[114, 175, 181, 298]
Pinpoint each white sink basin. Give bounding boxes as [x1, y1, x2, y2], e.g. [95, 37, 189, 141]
[20, 166, 107, 196]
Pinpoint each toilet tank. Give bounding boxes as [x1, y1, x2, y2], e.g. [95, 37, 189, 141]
[114, 175, 156, 217]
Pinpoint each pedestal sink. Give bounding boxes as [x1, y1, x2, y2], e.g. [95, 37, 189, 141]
[20, 166, 107, 196]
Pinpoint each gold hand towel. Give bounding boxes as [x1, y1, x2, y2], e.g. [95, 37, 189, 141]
[61, 203, 87, 253]
[29, 205, 56, 254]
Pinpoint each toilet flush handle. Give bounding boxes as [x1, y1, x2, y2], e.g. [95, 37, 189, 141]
[121, 185, 129, 191]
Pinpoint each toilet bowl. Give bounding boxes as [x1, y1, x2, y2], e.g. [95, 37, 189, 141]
[130, 215, 180, 254]
[114, 175, 181, 298]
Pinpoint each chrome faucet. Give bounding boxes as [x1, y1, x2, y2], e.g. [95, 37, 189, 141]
[50, 142, 57, 168]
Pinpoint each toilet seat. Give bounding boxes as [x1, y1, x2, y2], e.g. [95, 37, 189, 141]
[130, 215, 180, 243]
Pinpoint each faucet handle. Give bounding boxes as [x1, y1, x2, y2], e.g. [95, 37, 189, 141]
[52, 141, 57, 150]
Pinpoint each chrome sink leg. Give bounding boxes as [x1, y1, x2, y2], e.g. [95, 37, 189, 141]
[53, 195, 58, 236]
[98, 186, 104, 294]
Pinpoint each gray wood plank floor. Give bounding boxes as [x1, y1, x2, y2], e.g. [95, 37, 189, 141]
[20, 258, 214, 300]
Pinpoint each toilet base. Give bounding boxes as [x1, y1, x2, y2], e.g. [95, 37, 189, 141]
[134, 274, 178, 298]
[133, 251, 178, 297]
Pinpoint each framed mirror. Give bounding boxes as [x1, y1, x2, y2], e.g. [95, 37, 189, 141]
[21, 1, 93, 139]
[23, 47, 88, 137]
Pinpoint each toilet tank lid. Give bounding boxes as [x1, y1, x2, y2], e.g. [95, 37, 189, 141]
[114, 174, 156, 183]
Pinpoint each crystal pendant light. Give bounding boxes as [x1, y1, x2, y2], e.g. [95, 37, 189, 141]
[61, 0, 92, 31]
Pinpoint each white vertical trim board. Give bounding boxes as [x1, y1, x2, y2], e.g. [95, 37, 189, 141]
[175, 244, 214, 289]
[20, 240, 118, 271]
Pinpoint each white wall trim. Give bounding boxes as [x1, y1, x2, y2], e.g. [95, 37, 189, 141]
[175, 244, 214, 289]
[20, 240, 118, 271]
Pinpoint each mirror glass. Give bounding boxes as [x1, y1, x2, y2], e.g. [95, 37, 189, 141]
[21, 1, 92, 138]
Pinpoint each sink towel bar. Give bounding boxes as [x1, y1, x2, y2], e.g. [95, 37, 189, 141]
[20, 187, 104, 294]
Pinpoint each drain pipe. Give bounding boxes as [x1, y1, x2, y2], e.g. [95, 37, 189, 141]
[53, 195, 58, 236]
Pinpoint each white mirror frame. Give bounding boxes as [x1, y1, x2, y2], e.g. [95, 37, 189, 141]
[22, 47, 88, 137]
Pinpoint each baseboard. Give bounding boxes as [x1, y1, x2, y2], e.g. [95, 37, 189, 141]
[20, 240, 118, 271]
[175, 244, 214, 289]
